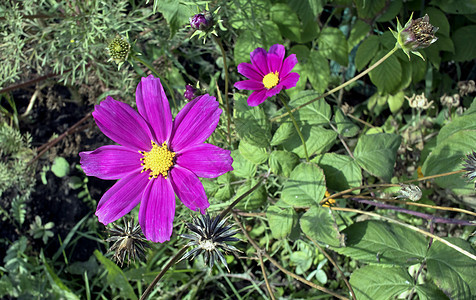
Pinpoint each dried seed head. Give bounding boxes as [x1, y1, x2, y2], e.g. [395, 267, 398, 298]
[462, 151, 476, 188]
[405, 93, 433, 110]
[458, 80, 476, 97]
[397, 184, 422, 201]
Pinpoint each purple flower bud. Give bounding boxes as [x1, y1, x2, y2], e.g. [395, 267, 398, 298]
[190, 12, 213, 31]
[184, 84, 197, 101]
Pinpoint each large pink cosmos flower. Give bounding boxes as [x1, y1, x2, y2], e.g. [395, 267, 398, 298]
[79, 75, 233, 243]
[234, 44, 300, 106]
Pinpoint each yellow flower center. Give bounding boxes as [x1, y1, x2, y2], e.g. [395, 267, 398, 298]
[262, 71, 280, 89]
[140, 141, 175, 179]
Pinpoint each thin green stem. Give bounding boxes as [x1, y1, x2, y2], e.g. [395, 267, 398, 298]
[140, 246, 188, 300]
[271, 46, 399, 122]
[132, 54, 177, 110]
[279, 94, 309, 162]
[219, 176, 266, 220]
[212, 35, 232, 146]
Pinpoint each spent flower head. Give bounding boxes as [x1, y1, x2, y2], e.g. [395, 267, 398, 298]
[106, 217, 150, 266]
[184, 84, 198, 101]
[106, 35, 130, 67]
[397, 184, 422, 202]
[462, 151, 476, 188]
[405, 93, 433, 110]
[79, 75, 233, 243]
[180, 214, 241, 272]
[391, 13, 438, 60]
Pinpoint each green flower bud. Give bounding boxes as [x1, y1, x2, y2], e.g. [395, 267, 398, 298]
[106, 36, 130, 65]
[390, 13, 438, 60]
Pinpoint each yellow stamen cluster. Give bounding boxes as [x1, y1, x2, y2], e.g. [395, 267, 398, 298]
[140, 141, 175, 179]
[262, 71, 280, 89]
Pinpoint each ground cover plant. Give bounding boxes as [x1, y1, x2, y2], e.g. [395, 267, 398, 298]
[1, 0, 476, 299]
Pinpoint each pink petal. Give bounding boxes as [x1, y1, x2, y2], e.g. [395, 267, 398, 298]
[93, 97, 153, 151]
[267, 44, 285, 72]
[280, 54, 298, 76]
[95, 171, 150, 224]
[176, 143, 233, 178]
[234, 79, 264, 91]
[250, 47, 269, 76]
[265, 85, 283, 98]
[237, 62, 263, 81]
[169, 166, 209, 213]
[135, 75, 173, 143]
[139, 176, 176, 243]
[280, 72, 300, 89]
[170, 95, 221, 151]
[79, 145, 142, 180]
[247, 89, 269, 106]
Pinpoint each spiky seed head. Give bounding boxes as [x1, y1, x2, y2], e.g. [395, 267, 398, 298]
[462, 151, 476, 188]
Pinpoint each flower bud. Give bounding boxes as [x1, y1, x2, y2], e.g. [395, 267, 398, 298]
[391, 13, 438, 60]
[106, 36, 130, 65]
[184, 84, 197, 101]
[190, 12, 213, 31]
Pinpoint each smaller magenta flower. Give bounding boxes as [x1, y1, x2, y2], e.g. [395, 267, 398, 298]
[234, 44, 300, 106]
[79, 75, 233, 243]
[184, 84, 197, 101]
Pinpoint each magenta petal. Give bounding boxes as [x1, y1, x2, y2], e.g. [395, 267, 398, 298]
[93, 97, 153, 151]
[265, 85, 283, 98]
[79, 145, 142, 180]
[267, 44, 285, 72]
[237, 62, 263, 81]
[170, 95, 221, 151]
[169, 166, 209, 213]
[234, 79, 263, 91]
[176, 144, 233, 178]
[139, 176, 175, 243]
[250, 47, 269, 76]
[135, 75, 173, 142]
[247, 89, 269, 106]
[95, 171, 150, 225]
[280, 54, 298, 76]
[280, 72, 300, 89]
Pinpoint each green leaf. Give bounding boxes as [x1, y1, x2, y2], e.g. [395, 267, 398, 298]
[388, 91, 405, 113]
[234, 179, 267, 210]
[51, 157, 70, 178]
[318, 27, 348, 65]
[375, 0, 402, 22]
[282, 125, 337, 159]
[355, 35, 380, 71]
[415, 283, 450, 300]
[354, 133, 401, 181]
[369, 51, 402, 94]
[350, 265, 414, 300]
[269, 150, 300, 177]
[266, 205, 297, 239]
[214, 173, 234, 201]
[334, 220, 427, 265]
[334, 107, 359, 137]
[312, 153, 362, 191]
[155, 0, 192, 37]
[430, 0, 476, 14]
[348, 20, 371, 51]
[426, 238, 476, 299]
[452, 26, 476, 62]
[271, 121, 294, 146]
[229, 0, 271, 30]
[42, 255, 80, 300]
[289, 90, 332, 125]
[234, 94, 271, 147]
[290, 250, 313, 274]
[281, 162, 326, 207]
[355, 0, 386, 20]
[238, 140, 268, 164]
[303, 51, 330, 93]
[300, 206, 344, 247]
[94, 250, 137, 300]
[424, 7, 450, 37]
[231, 150, 256, 179]
[422, 129, 476, 194]
[270, 3, 301, 42]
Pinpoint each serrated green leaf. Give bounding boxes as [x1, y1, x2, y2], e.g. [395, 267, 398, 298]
[375, 0, 402, 22]
[355, 0, 387, 19]
[289, 90, 332, 126]
[271, 121, 294, 146]
[304, 51, 330, 93]
[154, 0, 192, 37]
[266, 205, 297, 239]
[334, 220, 427, 265]
[334, 107, 359, 137]
[238, 140, 268, 164]
[312, 153, 362, 191]
[415, 283, 450, 300]
[234, 179, 267, 210]
[437, 113, 476, 144]
[231, 150, 256, 179]
[426, 238, 476, 299]
[350, 265, 414, 300]
[234, 94, 271, 147]
[51, 157, 70, 178]
[452, 25, 476, 62]
[356, 35, 380, 71]
[354, 133, 401, 181]
[281, 162, 326, 207]
[94, 250, 137, 300]
[269, 150, 300, 177]
[270, 3, 301, 42]
[369, 51, 402, 94]
[300, 206, 344, 247]
[348, 20, 371, 51]
[282, 126, 337, 159]
[319, 27, 348, 65]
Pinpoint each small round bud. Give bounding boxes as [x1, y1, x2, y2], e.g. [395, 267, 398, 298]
[190, 12, 213, 31]
[106, 36, 130, 64]
[184, 84, 197, 101]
